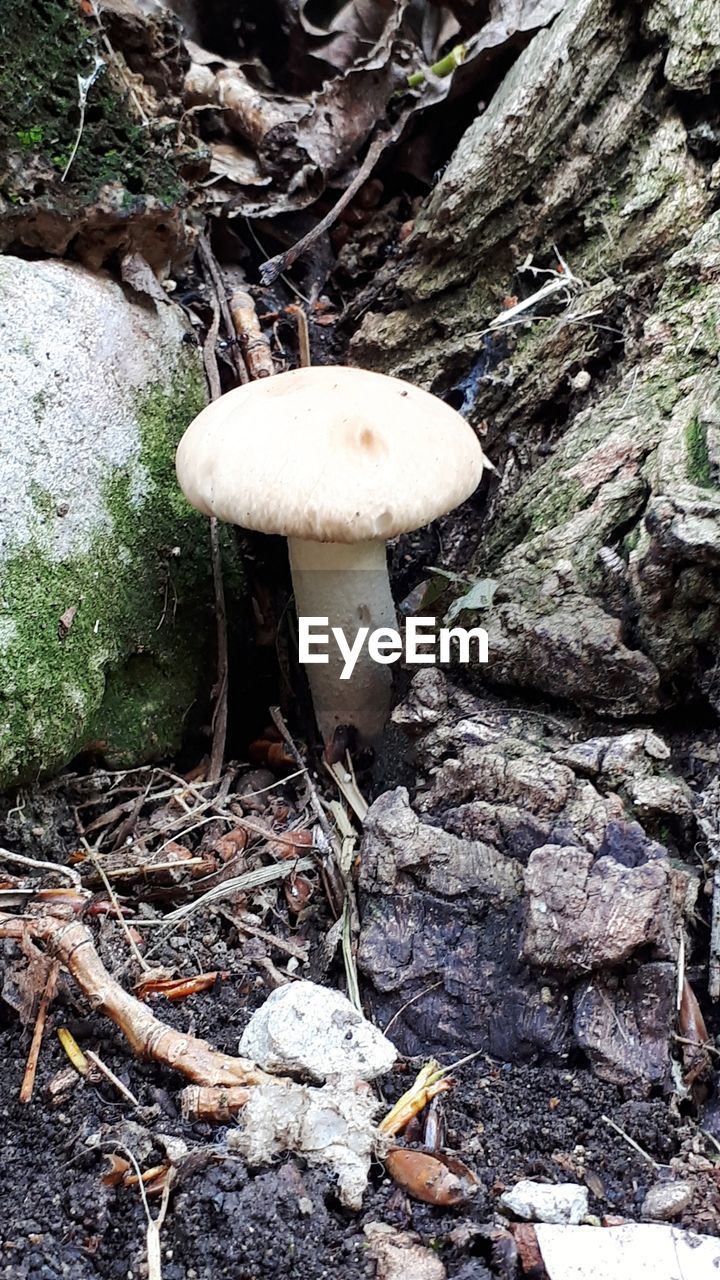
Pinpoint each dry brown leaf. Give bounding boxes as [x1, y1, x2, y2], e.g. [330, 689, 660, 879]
[120, 252, 170, 303]
[1, 934, 55, 1024]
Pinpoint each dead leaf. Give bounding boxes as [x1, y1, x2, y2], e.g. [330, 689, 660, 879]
[58, 604, 78, 639]
[1, 934, 54, 1023]
[206, 142, 271, 188]
[121, 252, 170, 304]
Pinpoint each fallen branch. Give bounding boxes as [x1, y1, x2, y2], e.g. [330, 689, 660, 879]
[0, 913, 277, 1090]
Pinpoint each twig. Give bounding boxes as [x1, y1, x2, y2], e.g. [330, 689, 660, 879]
[127, 856, 315, 927]
[106, 1143, 174, 1280]
[384, 982, 443, 1035]
[83, 841, 150, 973]
[86, 1049, 140, 1107]
[19, 959, 60, 1104]
[269, 708, 362, 1006]
[259, 131, 395, 286]
[268, 707, 340, 856]
[286, 304, 311, 368]
[197, 236, 248, 384]
[208, 518, 229, 782]
[197, 269, 229, 781]
[229, 290, 275, 379]
[220, 909, 308, 960]
[601, 1114, 662, 1169]
[0, 846, 82, 889]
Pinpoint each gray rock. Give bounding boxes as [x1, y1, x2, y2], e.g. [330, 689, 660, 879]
[361, 787, 523, 900]
[522, 847, 695, 975]
[641, 1180, 693, 1221]
[499, 1179, 588, 1226]
[573, 964, 677, 1089]
[0, 256, 223, 786]
[238, 980, 397, 1083]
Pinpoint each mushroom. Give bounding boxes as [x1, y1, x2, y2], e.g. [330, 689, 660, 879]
[175, 365, 488, 745]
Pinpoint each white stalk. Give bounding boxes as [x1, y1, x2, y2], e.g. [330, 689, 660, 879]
[288, 538, 397, 745]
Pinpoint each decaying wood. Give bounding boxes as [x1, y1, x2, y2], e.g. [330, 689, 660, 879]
[0, 913, 278, 1090]
[180, 1083, 252, 1122]
[229, 289, 275, 379]
[697, 781, 720, 999]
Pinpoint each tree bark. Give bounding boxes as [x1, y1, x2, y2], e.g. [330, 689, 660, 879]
[352, 0, 720, 717]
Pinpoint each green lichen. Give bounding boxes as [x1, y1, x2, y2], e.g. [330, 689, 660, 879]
[0, 359, 237, 787]
[0, 0, 184, 207]
[685, 416, 713, 488]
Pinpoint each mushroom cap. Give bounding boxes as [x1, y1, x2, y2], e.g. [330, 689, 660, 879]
[176, 365, 487, 543]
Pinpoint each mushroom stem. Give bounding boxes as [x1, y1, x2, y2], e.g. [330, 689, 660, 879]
[288, 537, 397, 745]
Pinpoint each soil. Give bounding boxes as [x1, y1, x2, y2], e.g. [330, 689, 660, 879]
[0, 844, 710, 1280]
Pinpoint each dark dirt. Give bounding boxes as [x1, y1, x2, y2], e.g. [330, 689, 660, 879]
[0, 885, 713, 1280]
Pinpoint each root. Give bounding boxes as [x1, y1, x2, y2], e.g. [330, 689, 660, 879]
[0, 912, 278, 1090]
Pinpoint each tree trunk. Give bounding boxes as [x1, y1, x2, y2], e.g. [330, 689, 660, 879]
[353, 0, 720, 718]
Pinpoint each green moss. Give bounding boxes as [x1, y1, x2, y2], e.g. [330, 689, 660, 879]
[0, 359, 235, 787]
[623, 525, 641, 554]
[16, 125, 44, 147]
[0, 0, 184, 207]
[686, 416, 714, 488]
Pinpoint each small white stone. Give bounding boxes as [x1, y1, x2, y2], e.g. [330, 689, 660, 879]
[499, 1179, 589, 1225]
[239, 980, 397, 1082]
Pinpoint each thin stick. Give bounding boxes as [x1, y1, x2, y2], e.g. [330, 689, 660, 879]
[286, 304, 311, 368]
[259, 131, 393, 286]
[0, 913, 277, 1090]
[86, 1049, 140, 1107]
[0, 846, 82, 888]
[83, 842, 150, 973]
[106, 1143, 174, 1280]
[19, 960, 60, 1104]
[269, 707, 340, 856]
[384, 982, 443, 1035]
[198, 272, 230, 781]
[131, 856, 315, 927]
[601, 1114, 662, 1169]
[197, 235, 248, 383]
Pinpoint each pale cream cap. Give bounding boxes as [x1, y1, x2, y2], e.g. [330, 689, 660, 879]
[176, 365, 487, 543]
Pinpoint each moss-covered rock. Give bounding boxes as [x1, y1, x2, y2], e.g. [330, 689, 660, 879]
[0, 255, 232, 788]
[0, 0, 196, 268]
